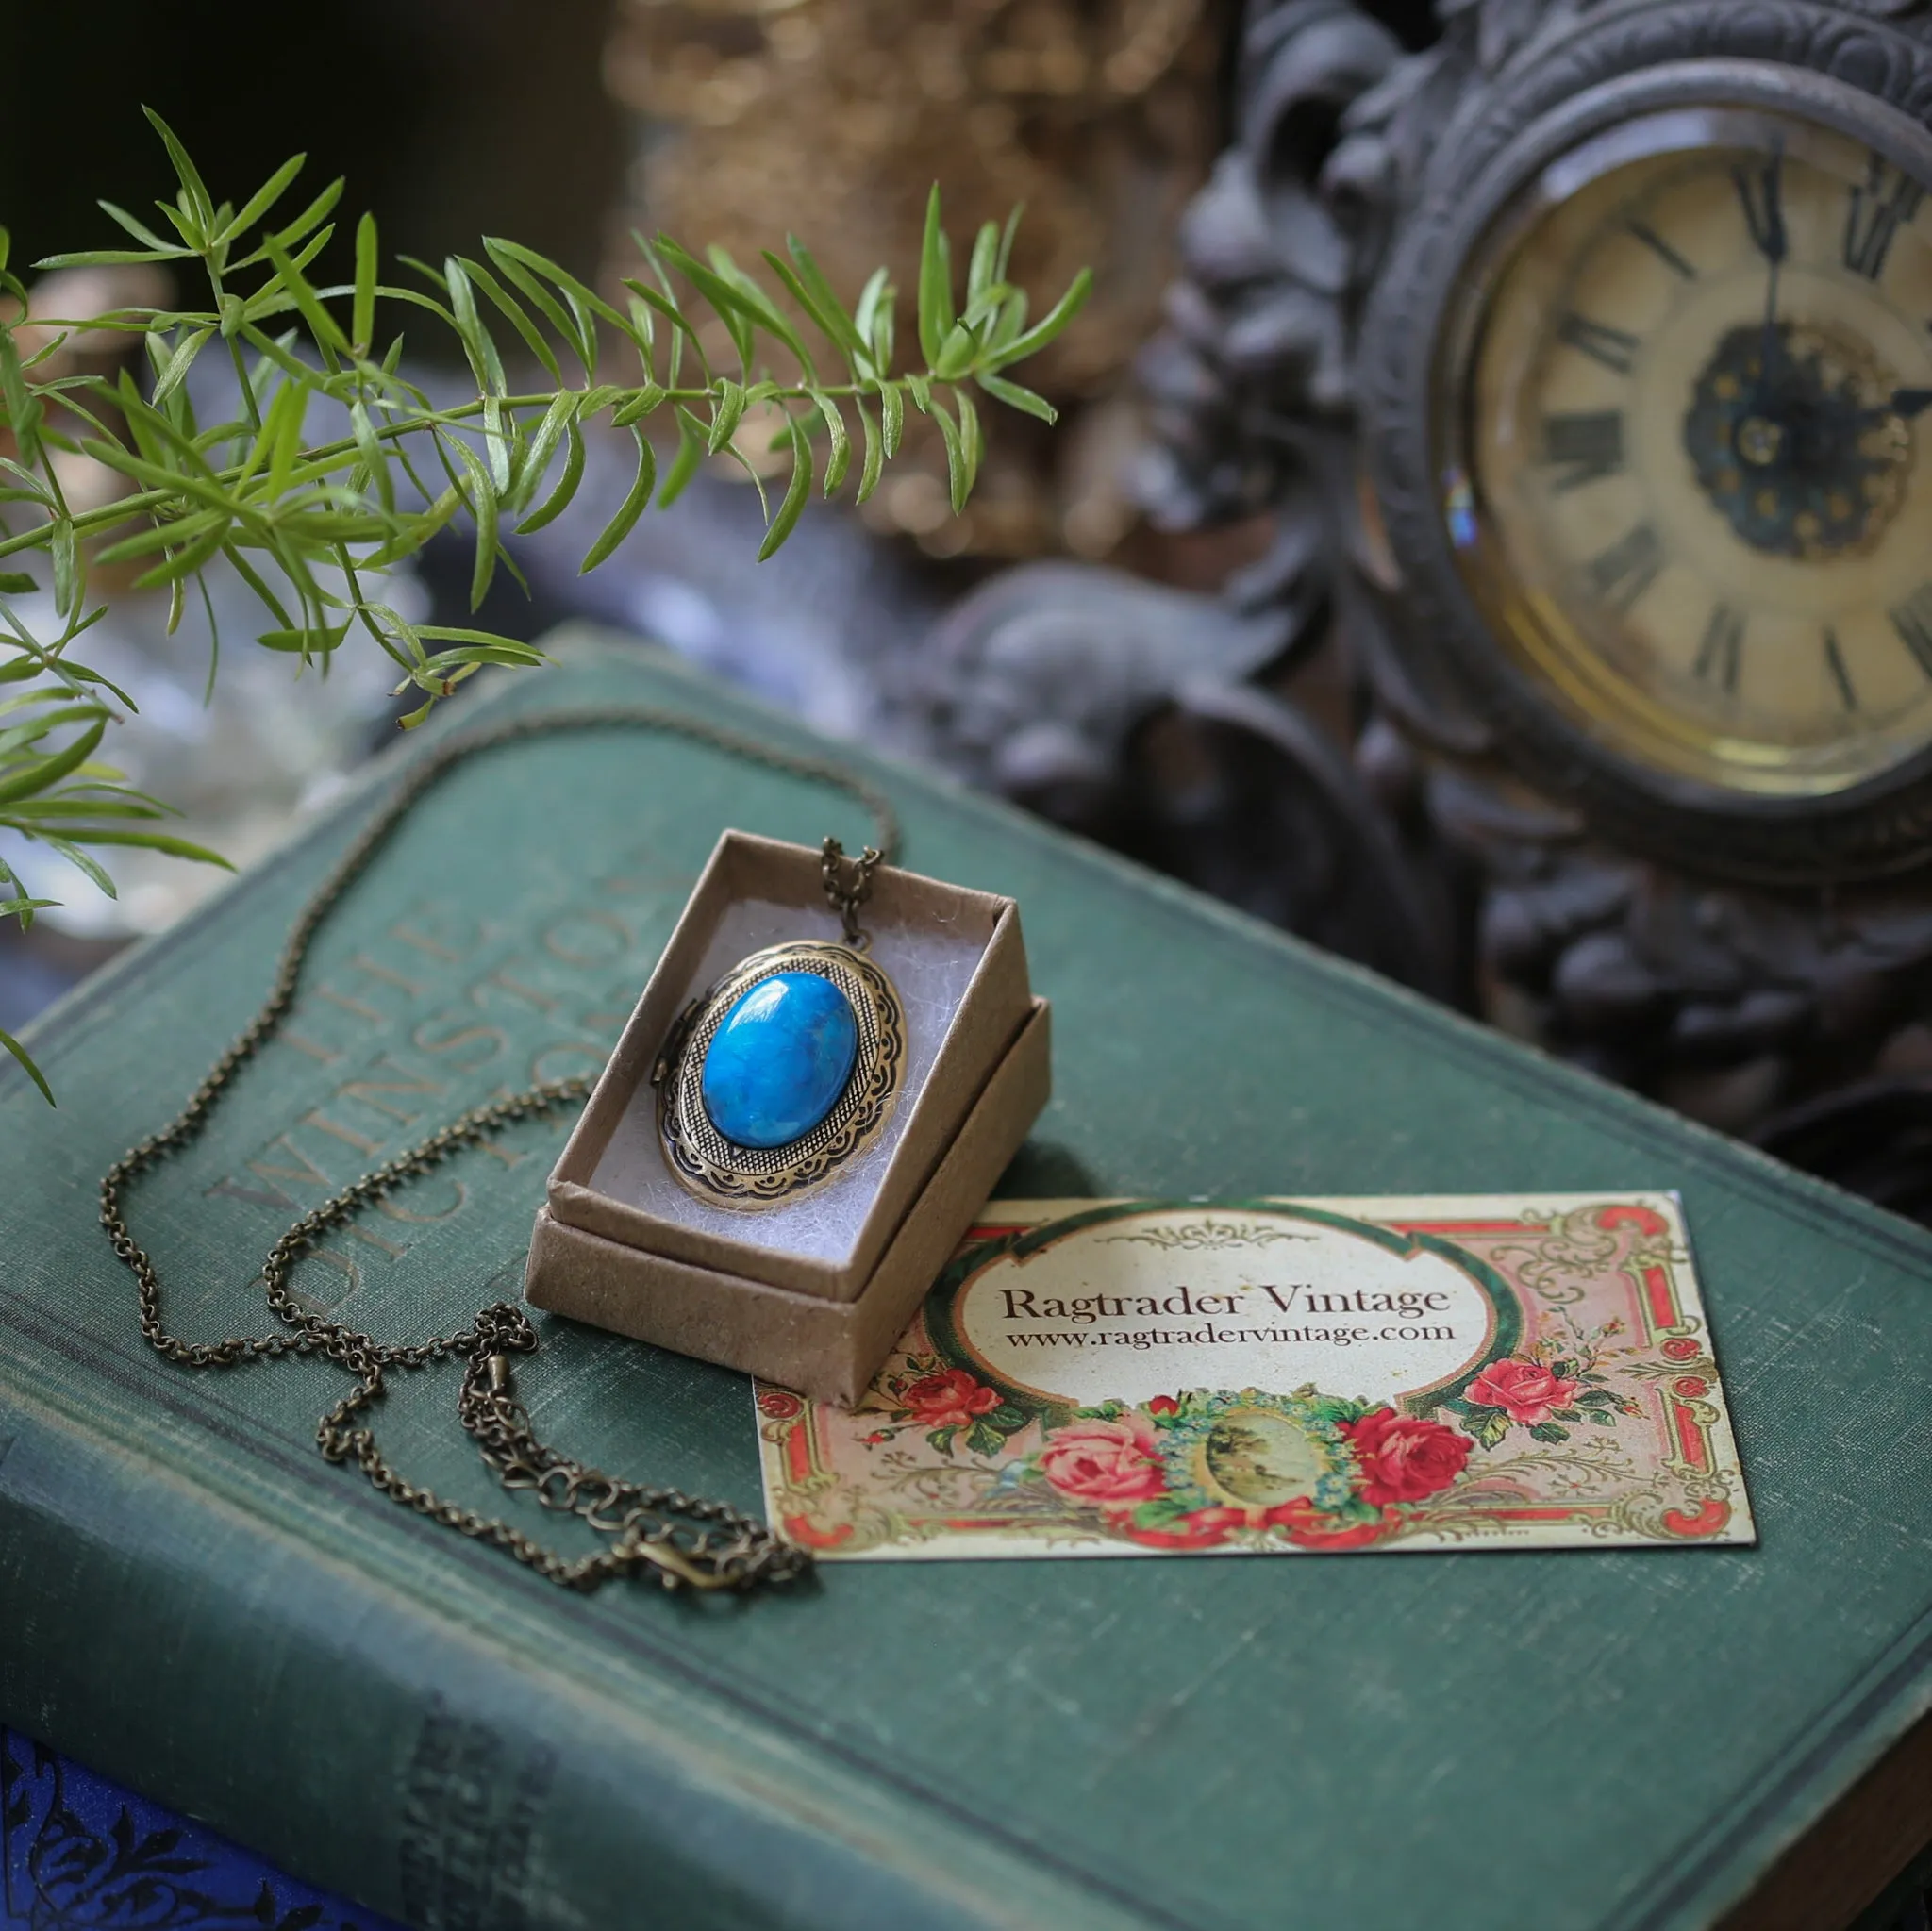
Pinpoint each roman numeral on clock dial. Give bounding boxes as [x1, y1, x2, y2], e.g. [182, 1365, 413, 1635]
[1625, 219, 1695, 279]
[1889, 582, 1932, 676]
[1582, 524, 1663, 614]
[1824, 628, 1858, 711]
[1557, 312, 1640, 375]
[1843, 156, 1924, 281]
[1625, 220, 1695, 278]
[1541, 411, 1624, 491]
[1694, 604, 1743, 693]
[1734, 145, 1788, 262]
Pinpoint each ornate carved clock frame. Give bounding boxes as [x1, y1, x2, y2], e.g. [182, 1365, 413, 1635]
[925, 0, 1932, 1219]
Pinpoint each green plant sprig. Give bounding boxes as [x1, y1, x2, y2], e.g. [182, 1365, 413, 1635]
[0, 110, 1091, 1101]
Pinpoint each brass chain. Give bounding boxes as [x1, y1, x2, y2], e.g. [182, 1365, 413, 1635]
[99, 705, 901, 1594]
[819, 834, 883, 950]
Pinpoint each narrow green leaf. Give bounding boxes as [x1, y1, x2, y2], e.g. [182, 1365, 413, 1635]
[0, 703, 102, 748]
[418, 641, 550, 675]
[508, 391, 577, 514]
[258, 623, 349, 653]
[620, 278, 708, 387]
[917, 184, 953, 367]
[515, 418, 585, 534]
[414, 624, 546, 650]
[0, 329, 41, 463]
[0, 572, 37, 595]
[352, 211, 378, 351]
[132, 514, 230, 591]
[37, 834, 118, 897]
[153, 200, 201, 250]
[934, 322, 975, 382]
[260, 233, 346, 361]
[708, 247, 813, 371]
[6, 798, 165, 822]
[456, 254, 561, 383]
[657, 405, 707, 509]
[783, 238, 868, 358]
[263, 377, 307, 503]
[212, 152, 307, 246]
[758, 417, 812, 560]
[975, 370, 1057, 423]
[149, 325, 212, 407]
[442, 258, 507, 397]
[853, 267, 891, 364]
[53, 826, 231, 864]
[985, 266, 1092, 370]
[396, 698, 435, 729]
[813, 392, 850, 493]
[50, 522, 76, 619]
[994, 202, 1024, 284]
[452, 437, 501, 609]
[955, 387, 981, 500]
[231, 177, 344, 268]
[34, 246, 191, 270]
[0, 718, 104, 807]
[96, 511, 218, 568]
[881, 381, 905, 458]
[361, 487, 462, 568]
[706, 377, 747, 456]
[485, 241, 591, 374]
[651, 240, 756, 372]
[0, 1028, 55, 1105]
[961, 279, 1018, 332]
[853, 394, 883, 506]
[96, 201, 181, 252]
[966, 219, 1000, 305]
[933, 399, 969, 513]
[349, 401, 394, 512]
[142, 108, 213, 230]
[610, 380, 666, 428]
[580, 427, 657, 572]
[484, 237, 628, 332]
[634, 243, 692, 385]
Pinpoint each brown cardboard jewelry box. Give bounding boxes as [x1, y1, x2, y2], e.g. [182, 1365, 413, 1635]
[523, 830, 1051, 1405]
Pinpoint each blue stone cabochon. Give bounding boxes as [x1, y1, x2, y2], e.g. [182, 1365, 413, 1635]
[658, 937, 906, 1207]
[700, 970, 859, 1149]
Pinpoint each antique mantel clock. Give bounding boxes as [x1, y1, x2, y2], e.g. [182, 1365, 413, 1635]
[1360, 9, 1932, 885]
[933, 0, 1932, 1215]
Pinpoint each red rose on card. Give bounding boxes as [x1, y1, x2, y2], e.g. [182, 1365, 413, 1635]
[899, 1369, 1002, 1431]
[1465, 1357, 1582, 1426]
[1038, 1414, 1167, 1509]
[1339, 1408, 1472, 1505]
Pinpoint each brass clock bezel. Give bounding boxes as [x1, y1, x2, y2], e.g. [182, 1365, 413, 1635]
[1361, 32, 1932, 885]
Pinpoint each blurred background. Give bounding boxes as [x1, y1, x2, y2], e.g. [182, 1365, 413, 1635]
[6, 0, 1932, 1242]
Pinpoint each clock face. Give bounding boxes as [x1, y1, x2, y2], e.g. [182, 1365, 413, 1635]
[1444, 106, 1932, 799]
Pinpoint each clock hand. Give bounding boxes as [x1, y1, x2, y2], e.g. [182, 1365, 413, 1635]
[1733, 141, 1789, 395]
[1851, 387, 1932, 429]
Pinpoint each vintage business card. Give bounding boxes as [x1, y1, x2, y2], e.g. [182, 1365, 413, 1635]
[755, 1195, 1755, 1559]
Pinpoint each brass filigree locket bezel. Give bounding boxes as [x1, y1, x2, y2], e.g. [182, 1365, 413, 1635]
[654, 939, 906, 1209]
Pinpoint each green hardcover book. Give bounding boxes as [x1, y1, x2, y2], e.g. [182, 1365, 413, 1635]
[2, 632, 1928, 1930]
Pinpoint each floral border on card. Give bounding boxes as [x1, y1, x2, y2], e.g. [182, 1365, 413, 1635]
[757, 1198, 1751, 1558]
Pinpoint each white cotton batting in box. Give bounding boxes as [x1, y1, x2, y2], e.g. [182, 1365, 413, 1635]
[587, 894, 987, 1264]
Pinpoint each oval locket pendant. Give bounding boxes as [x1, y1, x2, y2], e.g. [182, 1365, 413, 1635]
[655, 939, 905, 1208]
